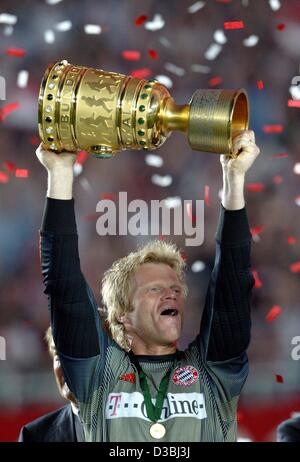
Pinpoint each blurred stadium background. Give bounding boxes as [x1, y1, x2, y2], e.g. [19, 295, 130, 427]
[0, 0, 299, 442]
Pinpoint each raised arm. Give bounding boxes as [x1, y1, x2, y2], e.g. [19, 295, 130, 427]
[37, 145, 109, 360]
[198, 130, 260, 362]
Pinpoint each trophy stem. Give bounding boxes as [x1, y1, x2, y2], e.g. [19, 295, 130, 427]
[159, 98, 189, 135]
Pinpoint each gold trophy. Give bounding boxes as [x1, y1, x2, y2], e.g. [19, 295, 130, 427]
[38, 60, 249, 158]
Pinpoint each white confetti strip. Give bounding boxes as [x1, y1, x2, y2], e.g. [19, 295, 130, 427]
[204, 43, 222, 60]
[159, 36, 171, 48]
[80, 177, 92, 191]
[154, 74, 173, 88]
[164, 197, 182, 209]
[269, 0, 281, 11]
[0, 13, 17, 25]
[295, 196, 300, 206]
[145, 14, 165, 31]
[252, 234, 261, 243]
[3, 25, 14, 36]
[243, 35, 259, 47]
[214, 29, 227, 45]
[55, 20, 72, 32]
[74, 163, 83, 177]
[145, 154, 164, 168]
[190, 64, 211, 73]
[44, 29, 55, 43]
[293, 163, 300, 175]
[46, 0, 64, 4]
[188, 1, 206, 14]
[17, 70, 29, 88]
[191, 260, 206, 272]
[151, 174, 173, 187]
[289, 84, 300, 100]
[84, 24, 102, 34]
[164, 63, 185, 76]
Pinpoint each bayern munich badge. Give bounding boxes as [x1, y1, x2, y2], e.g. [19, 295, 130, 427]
[172, 366, 199, 386]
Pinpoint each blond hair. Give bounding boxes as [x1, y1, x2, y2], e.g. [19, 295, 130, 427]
[45, 326, 56, 359]
[101, 240, 187, 351]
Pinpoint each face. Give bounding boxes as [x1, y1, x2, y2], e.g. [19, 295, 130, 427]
[119, 262, 186, 354]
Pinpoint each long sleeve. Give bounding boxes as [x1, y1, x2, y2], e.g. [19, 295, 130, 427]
[39, 197, 108, 358]
[197, 204, 255, 362]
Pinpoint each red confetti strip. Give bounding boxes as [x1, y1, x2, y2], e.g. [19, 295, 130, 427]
[6, 47, 26, 57]
[0, 102, 20, 121]
[276, 23, 285, 31]
[257, 80, 264, 90]
[290, 261, 300, 273]
[148, 49, 158, 60]
[273, 175, 282, 185]
[100, 192, 117, 200]
[84, 213, 98, 221]
[276, 374, 284, 383]
[180, 250, 188, 262]
[122, 50, 141, 61]
[186, 203, 196, 225]
[266, 305, 282, 322]
[250, 226, 265, 236]
[76, 150, 88, 165]
[15, 169, 28, 178]
[246, 183, 265, 192]
[287, 236, 296, 245]
[263, 125, 283, 134]
[224, 21, 244, 30]
[208, 76, 222, 87]
[130, 68, 151, 79]
[0, 171, 9, 183]
[204, 185, 210, 207]
[252, 270, 262, 289]
[288, 99, 300, 108]
[272, 153, 288, 159]
[29, 136, 39, 145]
[135, 15, 148, 27]
[3, 160, 16, 173]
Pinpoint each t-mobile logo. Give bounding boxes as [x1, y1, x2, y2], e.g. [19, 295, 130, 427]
[105, 392, 207, 421]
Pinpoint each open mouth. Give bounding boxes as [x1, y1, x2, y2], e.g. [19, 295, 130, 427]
[160, 308, 179, 317]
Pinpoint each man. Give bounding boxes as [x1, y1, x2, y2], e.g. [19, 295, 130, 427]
[18, 327, 85, 442]
[37, 129, 260, 442]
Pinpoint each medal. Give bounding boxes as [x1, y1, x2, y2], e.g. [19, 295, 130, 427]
[150, 422, 166, 439]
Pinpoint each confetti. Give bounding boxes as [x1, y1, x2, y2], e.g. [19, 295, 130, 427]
[73, 164, 83, 176]
[257, 80, 264, 90]
[159, 37, 171, 48]
[145, 154, 164, 168]
[135, 15, 148, 27]
[46, 0, 64, 4]
[276, 23, 285, 31]
[208, 76, 222, 87]
[243, 35, 259, 47]
[273, 175, 282, 184]
[145, 14, 165, 31]
[17, 70, 29, 88]
[188, 1, 206, 14]
[252, 270, 262, 288]
[289, 84, 300, 101]
[29, 136, 39, 145]
[154, 75, 173, 89]
[3, 160, 16, 172]
[0, 171, 9, 183]
[266, 305, 282, 322]
[151, 174, 172, 187]
[84, 24, 102, 35]
[55, 20, 72, 32]
[272, 153, 288, 159]
[288, 99, 300, 108]
[164, 63, 185, 76]
[6, 47, 26, 57]
[0, 13, 17, 25]
[0, 102, 20, 121]
[276, 375, 284, 384]
[3, 25, 14, 36]
[287, 236, 296, 245]
[294, 163, 300, 175]
[130, 68, 151, 79]
[269, 0, 281, 11]
[186, 203, 196, 224]
[190, 64, 211, 73]
[100, 193, 117, 200]
[250, 226, 265, 236]
[76, 150, 88, 165]
[44, 30, 55, 44]
[164, 197, 182, 208]
[148, 49, 158, 60]
[191, 260, 206, 272]
[214, 29, 227, 44]
[180, 250, 188, 262]
[122, 50, 141, 61]
[204, 185, 210, 206]
[224, 21, 244, 30]
[295, 196, 300, 207]
[204, 43, 222, 60]
[263, 125, 283, 134]
[79, 177, 92, 192]
[246, 183, 265, 192]
[290, 261, 300, 273]
[15, 169, 28, 178]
